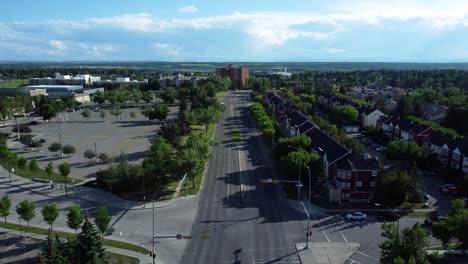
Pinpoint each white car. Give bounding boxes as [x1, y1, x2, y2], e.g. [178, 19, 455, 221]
[345, 212, 367, 220]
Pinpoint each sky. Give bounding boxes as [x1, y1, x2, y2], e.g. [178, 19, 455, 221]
[1, 0, 468, 62]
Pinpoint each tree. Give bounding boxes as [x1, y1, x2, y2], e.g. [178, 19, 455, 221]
[81, 109, 91, 121]
[91, 90, 106, 105]
[159, 87, 177, 104]
[39, 233, 65, 264]
[98, 153, 109, 163]
[48, 142, 62, 155]
[58, 163, 71, 196]
[16, 199, 35, 228]
[41, 203, 59, 231]
[62, 144, 76, 156]
[45, 162, 54, 180]
[93, 206, 111, 238]
[130, 111, 137, 120]
[432, 199, 468, 249]
[110, 109, 122, 121]
[29, 159, 39, 175]
[100, 110, 106, 120]
[380, 223, 429, 264]
[12, 124, 32, 134]
[130, 87, 143, 104]
[17, 156, 27, 169]
[150, 103, 170, 122]
[375, 171, 412, 206]
[142, 137, 175, 189]
[83, 150, 96, 163]
[67, 205, 83, 235]
[192, 106, 221, 133]
[286, 149, 318, 171]
[75, 217, 110, 263]
[0, 195, 12, 223]
[159, 123, 180, 145]
[334, 105, 359, 124]
[40, 103, 58, 121]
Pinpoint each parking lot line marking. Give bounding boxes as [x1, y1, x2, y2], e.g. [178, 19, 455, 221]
[340, 231, 348, 244]
[322, 231, 331, 243]
[354, 251, 379, 261]
[346, 258, 361, 264]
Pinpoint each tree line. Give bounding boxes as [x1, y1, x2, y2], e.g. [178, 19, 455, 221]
[0, 195, 112, 263]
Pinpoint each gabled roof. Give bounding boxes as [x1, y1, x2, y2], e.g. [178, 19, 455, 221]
[335, 153, 380, 171]
[428, 131, 468, 155]
[270, 95, 285, 108]
[265, 92, 275, 99]
[298, 120, 316, 134]
[306, 127, 351, 164]
[286, 110, 308, 127]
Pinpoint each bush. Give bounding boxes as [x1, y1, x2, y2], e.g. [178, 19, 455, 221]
[17, 156, 28, 169]
[12, 124, 32, 134]
[98, 153, 110, 163]
[39, 138, 46, 143]
[48, 142, 62, 153]
[29, 141, 43, 148]
[62, 145, 76, 156]
[19, 135, 33, 145]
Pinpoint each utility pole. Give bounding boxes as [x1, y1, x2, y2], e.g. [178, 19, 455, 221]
[57, 122, 63, 156]
[15, 116, 20, 141]
[94, 142, 98, 163]
[306, 166, 312, 248]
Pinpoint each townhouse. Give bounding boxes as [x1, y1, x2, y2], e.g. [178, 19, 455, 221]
[266, 92, 381, 202]
[380, 116, 468, 174]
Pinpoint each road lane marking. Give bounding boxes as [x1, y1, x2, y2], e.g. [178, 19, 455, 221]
[354, 251, 379, 261]
[340, 231, 348, 244]
[346, 258, 361, 264]
[322, 231, 331, 243]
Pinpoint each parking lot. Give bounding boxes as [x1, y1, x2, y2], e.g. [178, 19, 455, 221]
[0, 232, 42, 264]
[2, 105, 177, 180]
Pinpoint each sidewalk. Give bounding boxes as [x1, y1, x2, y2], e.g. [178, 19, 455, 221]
[295, 242, 360, 264]
[0, 227, 152, 264]
[0, 166, 194, 211]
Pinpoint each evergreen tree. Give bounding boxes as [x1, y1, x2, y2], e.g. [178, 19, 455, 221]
[75, 217, 110, 264]
[39, 233, 65, 264]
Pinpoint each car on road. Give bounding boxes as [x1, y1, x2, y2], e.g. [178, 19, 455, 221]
[424, 216, 447, 225]
[345, 212, 367, 220]
[378, 211, 401, 221]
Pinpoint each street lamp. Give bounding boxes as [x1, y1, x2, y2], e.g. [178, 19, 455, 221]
[305, 166, 312, 249]
[151, 187, 162, 264]
[10, 167, 14, 183]
[375, 203, 400, 239]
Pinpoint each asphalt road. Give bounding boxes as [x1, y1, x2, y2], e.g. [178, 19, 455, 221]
[181, 91, 305, 264]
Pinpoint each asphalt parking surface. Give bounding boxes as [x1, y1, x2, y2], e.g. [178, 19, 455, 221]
[3, 105, 177, 180]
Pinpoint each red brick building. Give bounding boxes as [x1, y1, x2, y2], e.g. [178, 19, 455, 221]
[215, 64, 249, 89]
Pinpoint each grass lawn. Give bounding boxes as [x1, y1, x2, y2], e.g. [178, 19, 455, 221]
[108, 252, 139, 264]
[0, 221, 148, 254]
[0, 159, 81, 184]
[0, 80, 29, 88]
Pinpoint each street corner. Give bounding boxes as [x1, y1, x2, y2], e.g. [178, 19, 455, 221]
[295, 242, 360, 264]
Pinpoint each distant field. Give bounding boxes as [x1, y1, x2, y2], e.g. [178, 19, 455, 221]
[0, 80, 28, 88]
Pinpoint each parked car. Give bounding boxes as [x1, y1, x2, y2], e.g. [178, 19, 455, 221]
[345, 212, 367, 220]
[442, 186, 459, 195]
[424, 216, 447, 225]
[440, 184, 456, 192]
[376, 147, 388, 152]
[378, 211, 401, 221]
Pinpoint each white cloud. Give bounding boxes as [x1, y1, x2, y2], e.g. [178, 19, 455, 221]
[178, 5, 199, 13]
[324, 48, 345, 54]
[152, 42, 180, 56]
[49, 40, 66, 50]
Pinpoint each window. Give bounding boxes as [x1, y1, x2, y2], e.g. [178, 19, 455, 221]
[337, 171, 342, 178]
[372, 171, 377, 177]
[357, 181, 362, 187]
[370, 182, 376, 187]
[346, 172, 351, 179]
[341, 182, 346, 189]
[346, 183, 351, 189]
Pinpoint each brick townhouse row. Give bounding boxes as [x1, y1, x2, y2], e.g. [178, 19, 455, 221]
[380, 116, 468, 174]
[266, 92, 381, 202]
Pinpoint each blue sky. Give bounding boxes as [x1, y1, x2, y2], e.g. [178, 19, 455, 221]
[1, 0, 468, 62]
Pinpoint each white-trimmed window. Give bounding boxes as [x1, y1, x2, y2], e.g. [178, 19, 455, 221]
[337, 171, 342, 178]
[357, 181, 362, 187]
[346, 172, 351, 179]
[341, 182, 346, 189]
[372, 171, 377, 177]
[370, 181, 376, 187]
[346, 183, 351, 189]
